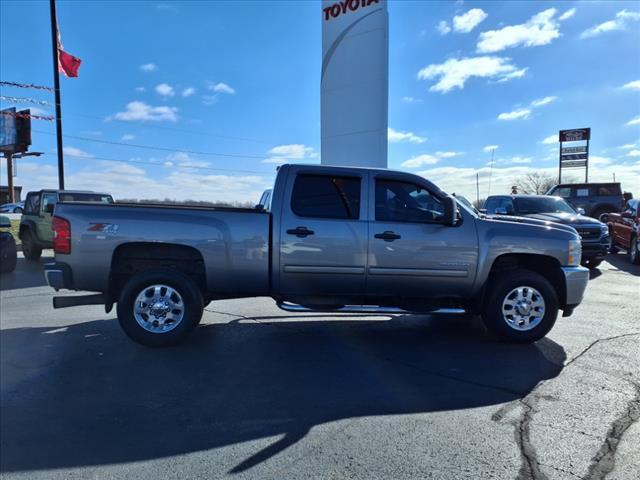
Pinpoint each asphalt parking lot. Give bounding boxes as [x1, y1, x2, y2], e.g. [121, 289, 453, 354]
[1, 252, 638, 480]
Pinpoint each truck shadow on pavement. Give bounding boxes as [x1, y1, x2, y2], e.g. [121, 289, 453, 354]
[0, 257, 50, 291]
[0, 314, 566, 474]
[605, 252, 640, 276]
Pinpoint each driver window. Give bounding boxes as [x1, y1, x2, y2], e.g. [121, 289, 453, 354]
[375, 179, 444, 223]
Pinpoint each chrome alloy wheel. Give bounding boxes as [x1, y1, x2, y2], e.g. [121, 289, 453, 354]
[501, 286, 546, 331]
[133, 284, 185, 333]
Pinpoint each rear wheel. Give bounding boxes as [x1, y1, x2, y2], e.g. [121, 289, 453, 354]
[117, 268, 204, 347]
[0, 236, 17, 274]
[630, 235, 640, 265]
[482, 270, 558, 343]
[21, 230, 42, 260]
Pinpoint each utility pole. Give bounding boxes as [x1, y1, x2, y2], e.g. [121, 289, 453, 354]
[476, 172, 480, 207]
[487, 148, 495, 197]
[49, 0, 65, 189]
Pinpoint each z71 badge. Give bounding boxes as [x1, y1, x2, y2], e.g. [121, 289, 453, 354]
[88, 223, 119, 235]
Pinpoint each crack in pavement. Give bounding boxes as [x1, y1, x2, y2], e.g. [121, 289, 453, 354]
[582, 380, 640, 480]
[563, 332, 640, 368]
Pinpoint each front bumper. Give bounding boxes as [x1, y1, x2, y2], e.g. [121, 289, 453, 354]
[581, 238, 609, 259]
[561, 266, 589, 307]
[44, 262, 73, 291]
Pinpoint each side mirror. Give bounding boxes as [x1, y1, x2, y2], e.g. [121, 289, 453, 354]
[44, 203, 55, 214]
[0, 215, 11, 228]
[576, 207, 585, 215]
[442, 195, 457, 226]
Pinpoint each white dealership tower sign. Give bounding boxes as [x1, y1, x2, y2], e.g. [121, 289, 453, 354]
[321, 0, 389, 168]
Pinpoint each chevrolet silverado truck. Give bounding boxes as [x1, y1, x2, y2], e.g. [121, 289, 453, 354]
[44, 164, 589, 347]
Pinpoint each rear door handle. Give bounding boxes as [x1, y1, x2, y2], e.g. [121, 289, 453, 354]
[286, 226, 315, 237]
[374, 231, 401, 241]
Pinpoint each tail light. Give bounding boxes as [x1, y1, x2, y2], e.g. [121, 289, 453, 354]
[52, 216, 71, 254]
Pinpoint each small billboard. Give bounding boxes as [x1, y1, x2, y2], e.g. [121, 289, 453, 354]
[0, 107, 17, 152]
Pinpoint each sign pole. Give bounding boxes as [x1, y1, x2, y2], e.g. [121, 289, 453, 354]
[6, 153, 15, 203]
[49, 0, 65, 190]
[585, 139, 589, 183]
[558, 139, 562, 184]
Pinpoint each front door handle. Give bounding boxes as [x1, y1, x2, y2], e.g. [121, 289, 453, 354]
[374, 231, 401, 241]
[286, 226, 315, 238]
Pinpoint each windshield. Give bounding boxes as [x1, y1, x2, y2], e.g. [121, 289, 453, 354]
[513, 196, 576, 215]
[59, 193, 114, 203]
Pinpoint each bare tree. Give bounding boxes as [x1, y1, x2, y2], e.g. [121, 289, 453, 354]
[513, 172, 558, 195]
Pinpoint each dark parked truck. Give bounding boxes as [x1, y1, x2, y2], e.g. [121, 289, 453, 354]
[546, 182, 626, 220]
[484, 194, 609, 269]
[45, 164, 589, 346]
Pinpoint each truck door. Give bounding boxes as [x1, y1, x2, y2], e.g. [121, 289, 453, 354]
[279, 171, 367, 298]
[36, 192, 57, 243]
[366, 175, 478, 300]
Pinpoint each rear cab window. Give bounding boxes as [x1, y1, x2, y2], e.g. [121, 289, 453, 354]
[59, 193, 114, 203]
[291, 174, 360, 219]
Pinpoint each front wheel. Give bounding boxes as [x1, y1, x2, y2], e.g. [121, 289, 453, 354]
[14, 207, 23, 214]
[630, 236, 640, 265]
[117, 269, 204, 347]
[482, 270, 559, 343]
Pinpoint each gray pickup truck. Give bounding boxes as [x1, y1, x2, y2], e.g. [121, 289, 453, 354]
[45, 164, 589, 347]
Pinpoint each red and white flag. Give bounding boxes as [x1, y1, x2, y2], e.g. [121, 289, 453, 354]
[57, 28, 82, 77]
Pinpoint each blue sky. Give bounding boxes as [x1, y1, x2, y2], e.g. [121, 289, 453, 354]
[1, 0, 639, 202]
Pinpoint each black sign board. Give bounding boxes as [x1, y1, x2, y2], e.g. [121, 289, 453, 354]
[561, 153, 588, 161]
[559, 128, 590, 142]
[561, 160, 587, 168]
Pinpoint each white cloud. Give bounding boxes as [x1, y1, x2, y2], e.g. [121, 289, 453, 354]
[111, 101, 178, 122]
[497, 108, 531, 121]
[619, 143, 637, 149]
[135, 86, 146, 92]
[401, 154, 440, 168]
[510, 156, 532, 164]
[417, 56, 524, 93]
[559, 8, 576, 21]
[388, 127, 427, 144]
[627, 149, 640, 157]
[166, 152, 210, 169]
[155, 83, 175, 98]
[627, 116, 640, 126]
[121, 134, 135, 141]
[140, 63, 157, 72]
[477, 8, 561, 53]
[402, 96, 423, 103]
[621, 80, 640, 90]
[63, 146, 93, 158]
[263, 144, 317, 164]
[453, 8, 488, 33]
[435, 151, 463, 158]
[181, 87, 196, 97]
[483, 145, 499, 153]
[437, 20, 451, 35]
[202, 95, 218, 105]
[581, 9, 640, 39]
[496, 67, 528, 83]
[209, 82, 236, 95]
[541, 134, 558, 144]
[531, 96, 557, 107]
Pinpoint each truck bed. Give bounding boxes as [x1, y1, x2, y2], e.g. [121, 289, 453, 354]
[54, 202, 271, 296]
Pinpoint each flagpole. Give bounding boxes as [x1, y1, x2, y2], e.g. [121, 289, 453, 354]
[49, 0, 64, 189]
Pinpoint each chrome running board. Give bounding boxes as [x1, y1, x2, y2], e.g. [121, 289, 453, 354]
[276, 302, 465, 315]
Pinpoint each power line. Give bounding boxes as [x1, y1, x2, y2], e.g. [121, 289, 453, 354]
[33, 129, 268, 159]
[40, 151, 273, 176]
[62, 111, 274, 145]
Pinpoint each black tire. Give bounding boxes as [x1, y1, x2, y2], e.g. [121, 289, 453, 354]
[591, 208, 609, 220]
[629, 235, 640, 265]
[0, 236, 17, 274]
[21, 230, 42, 260]
[116, 268, 204, 347]
[14, 207, 23, 214]
[607, 228, 618, 254]
[482, 270, 559, 343]
[582, 258, 602, 269]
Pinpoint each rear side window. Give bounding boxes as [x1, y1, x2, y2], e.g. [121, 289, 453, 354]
[575, 188, 590, 197]
[24, 193, 40, 215]
[596, 185, 621, 196]
[291, 174, 360, 219]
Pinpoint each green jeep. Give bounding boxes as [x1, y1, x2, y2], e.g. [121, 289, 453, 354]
[19, 190, 114, 260]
